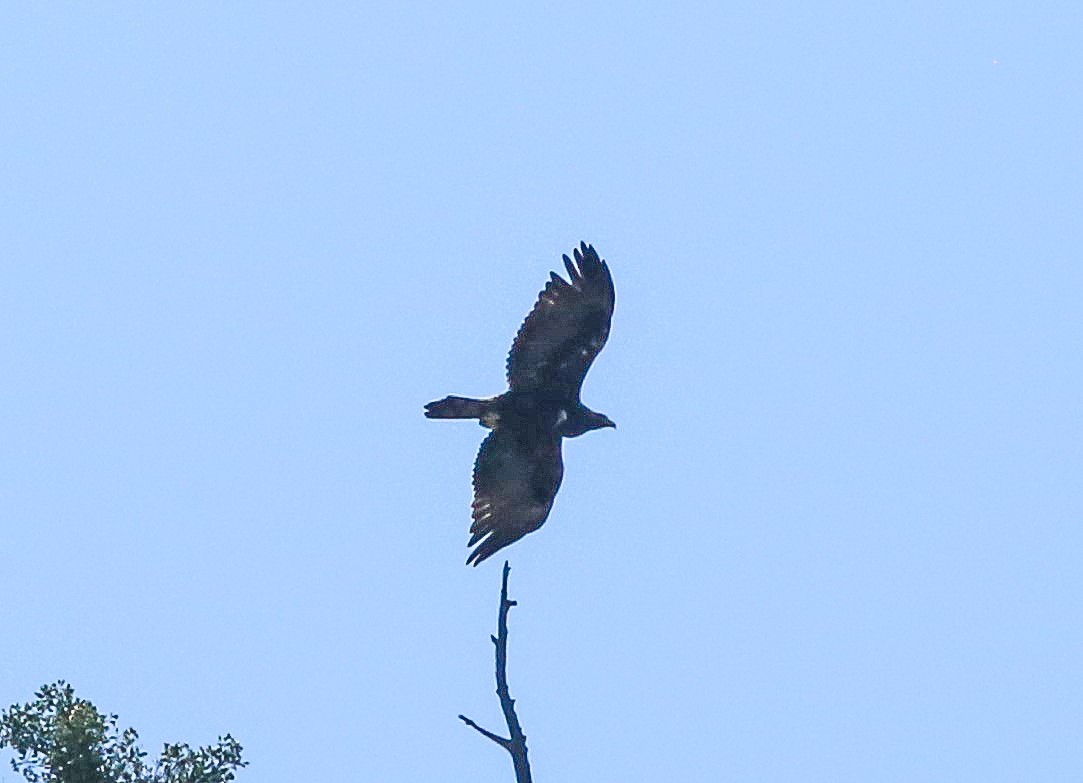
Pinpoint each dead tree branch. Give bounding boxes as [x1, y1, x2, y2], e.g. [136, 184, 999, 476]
[458, 560, 533, 783]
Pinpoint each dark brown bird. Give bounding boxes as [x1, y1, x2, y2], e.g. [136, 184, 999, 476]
[425, 242, 616, 565]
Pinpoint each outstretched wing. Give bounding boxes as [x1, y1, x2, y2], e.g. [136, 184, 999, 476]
[467, 427, 564, 566]
[506, 242, 615, 397]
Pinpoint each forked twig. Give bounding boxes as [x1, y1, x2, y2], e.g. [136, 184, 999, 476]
[458, 560, 533, 782]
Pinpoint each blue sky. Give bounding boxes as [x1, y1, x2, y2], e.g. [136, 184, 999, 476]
[2, 3, 1081, 781]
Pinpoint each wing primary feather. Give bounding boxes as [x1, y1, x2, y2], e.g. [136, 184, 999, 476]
[563, 254, 582, 283]
[574, 243, 601, 279]
[466, 534, 512, 566]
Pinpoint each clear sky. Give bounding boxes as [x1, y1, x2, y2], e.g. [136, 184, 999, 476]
[2, 3, 1081, 781]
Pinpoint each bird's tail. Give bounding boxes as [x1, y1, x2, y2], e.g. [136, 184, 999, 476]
[424, 395, 486, 420]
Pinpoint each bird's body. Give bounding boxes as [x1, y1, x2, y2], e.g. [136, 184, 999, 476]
[425, 242, 616, 565]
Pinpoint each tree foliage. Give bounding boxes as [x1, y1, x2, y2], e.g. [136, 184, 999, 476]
[0, 682, 246, 783]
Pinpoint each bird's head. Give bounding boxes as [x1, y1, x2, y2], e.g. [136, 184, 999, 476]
[561, 406, 616, 438]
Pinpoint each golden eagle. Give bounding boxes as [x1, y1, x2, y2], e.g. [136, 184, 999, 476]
[425, 242, 616, 565]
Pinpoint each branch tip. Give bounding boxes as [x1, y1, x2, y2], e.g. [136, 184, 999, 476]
[459, 714, 510, 748]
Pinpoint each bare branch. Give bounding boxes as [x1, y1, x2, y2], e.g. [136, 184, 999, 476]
[459, 561, 533, 783]
[457, 714, 509, 747]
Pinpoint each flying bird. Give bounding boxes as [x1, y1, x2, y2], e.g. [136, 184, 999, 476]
[425, 242, 616, 566]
